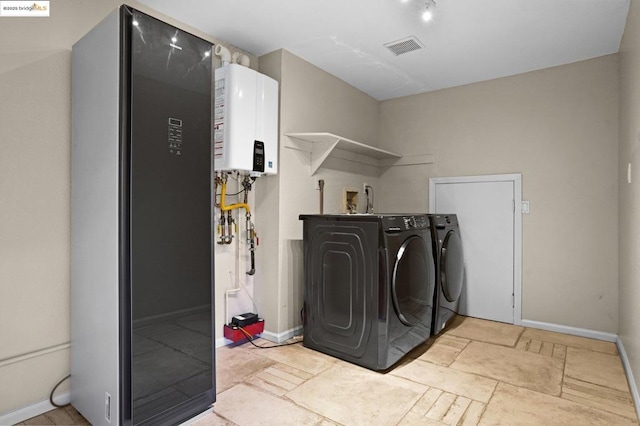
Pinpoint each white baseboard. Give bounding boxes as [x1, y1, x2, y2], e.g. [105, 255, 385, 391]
[215, 337, 231, 348]
[0, 392, 70, 425]
[520, 319, 617, 342]
[261, 326, 303, 343]
[616, 337, 640, 420]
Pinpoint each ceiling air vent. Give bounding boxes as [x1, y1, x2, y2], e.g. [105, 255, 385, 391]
[384, 36, 424, 56]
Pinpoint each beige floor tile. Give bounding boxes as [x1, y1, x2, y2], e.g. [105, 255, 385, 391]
[417, 341, 463, 366]
[412, 388, 444, 415]
[539, 341, 554, 357]
[248, 362, 313, 396]
[459, 400, 486, 426]
[479, 382, 637, 425]
[552, 343, 567, 360]
[64, 405, 90, 425]
[23, 414, 54, 425]
[451, 341, 564, 396]
[26, 406, 90, 425]
[521, 328, 618, 355]
[445, 316, 523, 347]
[518, 338, 566, 360]
[261, 365, 307, 386]
[436, 334, 471, 350]
[268, 362, 314, 381]
[215, 383, 327, 425]
[216, 345, 277, 393]
[528, 339, 542, 353]
[404, 391, 477, 426]
[193, 412, 237, 425]
[250, 375, 290, 397]
[565, 347, 630, 392]
[426, 392, 458, 420]
[390, 359, 497, 403]
[562, 377, 636, 419]
[441, 395, 472, 424]
[286, 363, 427, 426]
[398, 411, 446, 426]
[43, 408, 76, 425]
[252, 343, 335, 375]
[255, 369, 298, 391]
[515, 336, 531, 350]
[248, 363, 314, 396]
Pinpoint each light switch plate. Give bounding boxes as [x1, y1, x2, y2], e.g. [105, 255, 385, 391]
[522, 200, 530, 214]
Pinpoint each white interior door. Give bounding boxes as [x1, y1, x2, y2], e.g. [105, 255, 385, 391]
[430, 174, 521, 325]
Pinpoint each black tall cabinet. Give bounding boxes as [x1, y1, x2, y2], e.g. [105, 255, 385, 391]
[71, 6, 215, 425]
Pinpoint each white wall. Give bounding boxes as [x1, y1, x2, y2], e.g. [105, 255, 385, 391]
[618, 0, 640, 397]
[0, 0, 256, 415]
[378, 55, 620, 333]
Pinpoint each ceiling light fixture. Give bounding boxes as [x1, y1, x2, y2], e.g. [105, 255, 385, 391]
[422, 0, 436, 22]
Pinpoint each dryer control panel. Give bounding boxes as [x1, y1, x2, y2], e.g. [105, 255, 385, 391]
[430, 214, 459, 229]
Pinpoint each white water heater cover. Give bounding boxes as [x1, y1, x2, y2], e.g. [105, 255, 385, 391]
[214, 63, 278, 175]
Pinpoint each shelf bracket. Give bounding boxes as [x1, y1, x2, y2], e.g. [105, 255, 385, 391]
[310, 138, 340, 175]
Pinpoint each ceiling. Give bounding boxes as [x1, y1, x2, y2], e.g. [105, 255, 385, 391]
[138, 0, 630, 101]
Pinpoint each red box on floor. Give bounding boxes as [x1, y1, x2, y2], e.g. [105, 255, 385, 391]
[223, 319, 265, 342]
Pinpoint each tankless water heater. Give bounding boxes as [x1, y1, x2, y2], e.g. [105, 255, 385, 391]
[214, 63, 278, 175]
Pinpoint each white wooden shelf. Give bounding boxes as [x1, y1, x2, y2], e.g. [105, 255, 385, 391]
[285, 132, 432, 175]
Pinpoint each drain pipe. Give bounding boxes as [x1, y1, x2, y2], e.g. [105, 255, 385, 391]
[214, 44, 231, 65]
[231, 51, 251, 67]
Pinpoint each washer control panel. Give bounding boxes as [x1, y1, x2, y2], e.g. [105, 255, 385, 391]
[382, 215, 429, 232]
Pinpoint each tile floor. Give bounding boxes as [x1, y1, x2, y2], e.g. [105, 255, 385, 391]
[21, 316, 639, 425]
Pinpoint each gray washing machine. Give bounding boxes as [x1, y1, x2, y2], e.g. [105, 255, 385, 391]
[429, 214, 465, 335]
[299, 214, 435, 370]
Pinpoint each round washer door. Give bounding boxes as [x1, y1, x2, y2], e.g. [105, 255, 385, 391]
[441, 230, 464, 302]
[392, 235, 435, 326]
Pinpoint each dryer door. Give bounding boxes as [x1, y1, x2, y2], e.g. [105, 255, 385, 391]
[441, 230, 464, 302]
[391, 235, 435, 326]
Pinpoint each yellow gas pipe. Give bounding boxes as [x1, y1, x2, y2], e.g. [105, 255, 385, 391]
[220, 180, 250, 213]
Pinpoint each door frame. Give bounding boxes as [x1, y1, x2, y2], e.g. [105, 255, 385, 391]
[428, 173, 522, 326]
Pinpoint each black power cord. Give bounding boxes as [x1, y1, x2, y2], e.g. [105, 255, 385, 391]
[236, 326, 302, 349]
[50, 374, 71, 408]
